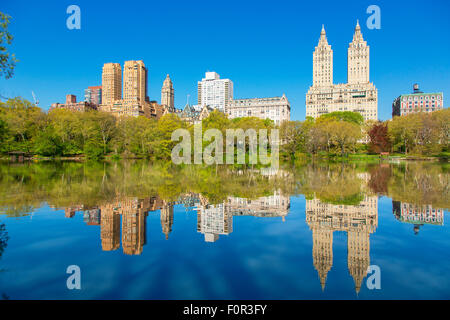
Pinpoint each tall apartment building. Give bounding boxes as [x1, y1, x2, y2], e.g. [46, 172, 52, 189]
[84, 86, 102, 106]
[161, 74, 175, 112]
[306, 22, 378, 121]
[392, 84, 444, 117]
[101, 63, 122, 105]
[123, 60, 148, 105]
[197, 71, 233, 112]
[226, 94, 290, 125]
[99, 60, 158, 118]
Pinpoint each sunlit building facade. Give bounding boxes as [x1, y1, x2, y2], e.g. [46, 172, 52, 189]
[392, 84, 444, 117]
[306, 22, 378, 121]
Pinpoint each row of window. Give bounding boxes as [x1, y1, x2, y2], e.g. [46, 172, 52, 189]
[402, 95, 441, 101]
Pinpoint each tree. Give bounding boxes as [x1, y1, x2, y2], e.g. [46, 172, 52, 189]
[280, 121, 304, 160]
[0, 97, 45, 152]
[317, 111, 364, 125]
[0, 12, 18, 79]
[388, 115, 417, 154]
[48, 108, 84, 155]
[34, 126, 63, 156]
[202, 110, 230, 133]
[94, 111, 117, 154]
[368, 122, 391, 153]
[330, 121, 362, 155]
[431, 108, 450, 151]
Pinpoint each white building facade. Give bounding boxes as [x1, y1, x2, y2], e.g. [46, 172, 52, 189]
[306, 22, 378, 121]
[197, 72, 233, 112]
[226, 94, 290, 125]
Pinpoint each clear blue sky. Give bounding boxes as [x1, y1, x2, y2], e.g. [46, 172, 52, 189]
[1, 0, 449, 120]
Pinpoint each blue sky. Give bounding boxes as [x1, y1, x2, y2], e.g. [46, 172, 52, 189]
[1, 0, 449, 120]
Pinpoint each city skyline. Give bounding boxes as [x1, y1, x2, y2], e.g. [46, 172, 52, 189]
[1, 0, 449, 121]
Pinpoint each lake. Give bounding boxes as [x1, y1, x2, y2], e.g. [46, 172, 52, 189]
[0, 160, 448, 299]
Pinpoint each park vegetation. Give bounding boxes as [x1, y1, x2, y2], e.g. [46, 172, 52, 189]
[0, 97, 448, 161]
[279, 109, 449, 160]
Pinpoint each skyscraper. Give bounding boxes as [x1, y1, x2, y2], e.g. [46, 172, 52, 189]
[123, 60, 148, 105]
[101, 63, 122, 105]
[306, 22, 378, 121]
[313, 25, 333, 87]
[197, 72, 233, 111]
[347, 21, 370, 84]
[161, 74, 175, 112]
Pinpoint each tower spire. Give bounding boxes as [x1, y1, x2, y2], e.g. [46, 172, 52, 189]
[318, 24, 329, 46]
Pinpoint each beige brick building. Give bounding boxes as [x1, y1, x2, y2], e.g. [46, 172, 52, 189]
[306, 22, 378, 121]
[99, 60, 167, 118]
[101, 63, 122, 105]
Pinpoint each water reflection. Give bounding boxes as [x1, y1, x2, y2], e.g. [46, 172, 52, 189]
[393, 201, 444, 235]
[306, 196, 377, 293]
[47, 191, 380, 292]
[0, 160, 448, 298]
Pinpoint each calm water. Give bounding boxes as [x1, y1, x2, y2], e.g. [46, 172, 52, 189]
[0, 160, 448, 300]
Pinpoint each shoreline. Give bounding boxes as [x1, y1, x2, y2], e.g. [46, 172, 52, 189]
[1, 154, 447, 163]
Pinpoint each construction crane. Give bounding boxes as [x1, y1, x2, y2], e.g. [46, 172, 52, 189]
[31, 91, 39, 106]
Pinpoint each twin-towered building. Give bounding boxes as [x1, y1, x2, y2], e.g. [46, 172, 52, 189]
[306, 22, 378, 121]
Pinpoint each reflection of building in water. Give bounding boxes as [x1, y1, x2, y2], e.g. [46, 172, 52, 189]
[65, 208, 76, 218]
[63, 205, 83, 218]
[160, 203, 174, 240]
[100, 206, 121, 251]
[97, 196, 176, 254]
[196, 203, 232, 242]
[306, 196, 378, 293]
[196, 190, 290, 242]
[83, 209, 101, 225]
[225, 190, 290, 220]
[392, 201, 444, 235]
[98, 198, 150, 255]
[121, 198, 148, 255]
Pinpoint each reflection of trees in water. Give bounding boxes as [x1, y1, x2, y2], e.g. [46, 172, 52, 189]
[367, 162, 449, 209]
[0, 161, 448, 216]
[368, 164, 391, 194]
[293, 163, 367, 205]
[0, 161, 289, 216]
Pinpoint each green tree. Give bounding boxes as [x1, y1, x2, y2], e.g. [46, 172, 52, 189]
[0, 97, 45, 152]
[34, 126, 63, 156]
[0, 12, 18, 79]
[317, 111, 364, 125]
[280, 120, 304, 160]
[388, 115, 419, 154]
[330, 121, 362, 155]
